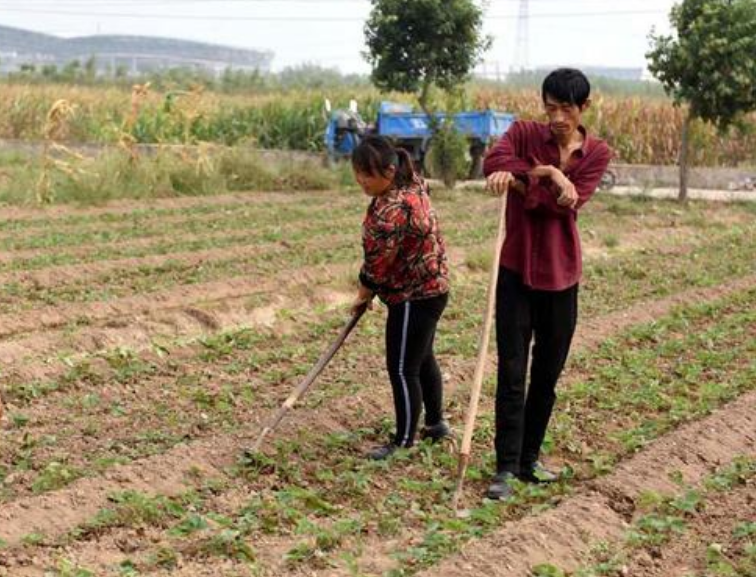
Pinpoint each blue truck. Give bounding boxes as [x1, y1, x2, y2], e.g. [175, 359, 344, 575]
[325, 100, 516, 179]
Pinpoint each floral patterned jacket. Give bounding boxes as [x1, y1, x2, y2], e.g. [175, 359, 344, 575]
[359, 176, 449, 305]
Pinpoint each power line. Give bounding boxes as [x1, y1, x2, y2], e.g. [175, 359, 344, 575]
[1, 8, 363, 21]
[1, 7, 669, 21]
[7, 0, 667, 3]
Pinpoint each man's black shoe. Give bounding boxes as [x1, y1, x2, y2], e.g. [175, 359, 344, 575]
[519, 461, 559, 484]
[486, 471, 517, 500]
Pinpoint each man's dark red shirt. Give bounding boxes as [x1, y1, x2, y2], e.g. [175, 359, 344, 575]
[483, 120, 612, 291]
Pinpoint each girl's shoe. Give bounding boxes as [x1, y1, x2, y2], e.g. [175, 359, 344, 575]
[420, 420, 453, 443]
[367, 443, 400, 460]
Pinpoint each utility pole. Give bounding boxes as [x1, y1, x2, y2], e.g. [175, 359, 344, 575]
[513, 0, 529, 72]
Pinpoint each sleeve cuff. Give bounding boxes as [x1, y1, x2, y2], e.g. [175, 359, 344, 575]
[520, 173, 541, 209]
[359, 270, 381, 292]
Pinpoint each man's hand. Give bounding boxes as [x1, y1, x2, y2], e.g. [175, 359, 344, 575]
[556, 182, 578, 208]
[550, 170, 579, 208]
[351, 284, 374, 317]
[486, 171, 515, 196]
[529, 165, 579, 209]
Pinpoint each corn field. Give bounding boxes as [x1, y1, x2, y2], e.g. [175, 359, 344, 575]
[1, 83, 755, 166]
[474, 88, 756, 167]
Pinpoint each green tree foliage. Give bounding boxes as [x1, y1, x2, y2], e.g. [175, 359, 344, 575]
[647, 0, 756, 200]
[363, 0, 490, 114]
[427, 119, 470, 188]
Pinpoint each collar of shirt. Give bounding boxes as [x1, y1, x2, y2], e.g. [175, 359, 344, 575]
[541, 123, 591, 158]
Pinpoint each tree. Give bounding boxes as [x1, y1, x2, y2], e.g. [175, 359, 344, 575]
[647, 0, 756, 201]
[364, 0, 489, 187]
[363, 0, 490, 116]
[84, 56, 97, 84]
[61, 59, 82, 83]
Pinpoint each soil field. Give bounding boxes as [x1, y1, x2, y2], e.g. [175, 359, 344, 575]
[0, 188, 754, 577]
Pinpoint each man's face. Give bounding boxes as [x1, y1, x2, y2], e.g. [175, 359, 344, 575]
[543, 95, 589, 138]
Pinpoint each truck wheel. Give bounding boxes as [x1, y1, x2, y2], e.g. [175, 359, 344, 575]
[467, 141, 486, 179]
[468, 152, 483, 179]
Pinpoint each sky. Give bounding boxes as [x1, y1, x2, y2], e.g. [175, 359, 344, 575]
[1, 0, 679, 74]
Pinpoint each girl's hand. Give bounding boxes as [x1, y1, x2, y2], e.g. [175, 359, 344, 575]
[351, 285, 374, 317]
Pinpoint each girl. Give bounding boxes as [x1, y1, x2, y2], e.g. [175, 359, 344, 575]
[350, 135, 451, 460]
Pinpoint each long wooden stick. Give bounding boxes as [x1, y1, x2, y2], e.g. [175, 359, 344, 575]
[250, 308, 365, 453]
[452, 194, 508, 511]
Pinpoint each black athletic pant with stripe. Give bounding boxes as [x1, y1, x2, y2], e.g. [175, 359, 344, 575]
[495, 268, 578, 474]
[385, 292, 448, 448]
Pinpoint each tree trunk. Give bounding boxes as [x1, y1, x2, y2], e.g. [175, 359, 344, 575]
[678, 112, 692, 203]
[418, 78, 440, 181]
[418, 78, 432, 120]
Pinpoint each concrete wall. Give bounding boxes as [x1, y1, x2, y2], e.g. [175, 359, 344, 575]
[611, 163, 755, 191]
[1, 139, 753, 190]
[0, 140, 322, 165]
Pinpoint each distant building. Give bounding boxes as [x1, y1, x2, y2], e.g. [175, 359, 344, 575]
[474, 63, 655, 84]
[539, 66, 646, 82]
[0, 25, 273, 76]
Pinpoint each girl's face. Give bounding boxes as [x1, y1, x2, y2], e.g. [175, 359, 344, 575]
[353, 165, 396, 197]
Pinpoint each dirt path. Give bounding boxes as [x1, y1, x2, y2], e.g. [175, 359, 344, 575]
[609, 185, 756, 203]
[455, 180, 756, 203]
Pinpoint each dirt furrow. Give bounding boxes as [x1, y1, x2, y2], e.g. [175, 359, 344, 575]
[0, 275, 752, 560]
[0, 244, 290, 288]
[572, 273, 756, 351]
[414, 390, 756, 577]
[12, 388, 752, 577]
[0, 265, 354, 382]
[617, 479, 755, 577]
[0, 190, 314, 226]
[0, 387, 388, 551]
[0, 218, 344, 269]
[0, 199, 358, 255]
[0, 260, 354, 341]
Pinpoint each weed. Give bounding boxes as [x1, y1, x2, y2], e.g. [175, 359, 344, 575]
[31, 461, 83, 493]
[52, 559, 95, 577]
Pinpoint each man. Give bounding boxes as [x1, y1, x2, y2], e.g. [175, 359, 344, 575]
[483, 68, 612, 500]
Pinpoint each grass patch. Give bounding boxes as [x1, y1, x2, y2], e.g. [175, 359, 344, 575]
[0, 147, 347, 206]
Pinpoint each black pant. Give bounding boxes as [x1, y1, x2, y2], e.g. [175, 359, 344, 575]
[385, 293, 448, 448]
[495, 268, 578, 474]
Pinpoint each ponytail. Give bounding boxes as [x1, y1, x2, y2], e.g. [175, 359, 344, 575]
[393, 147, 416, 188]
[352, 135, 417, 188]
